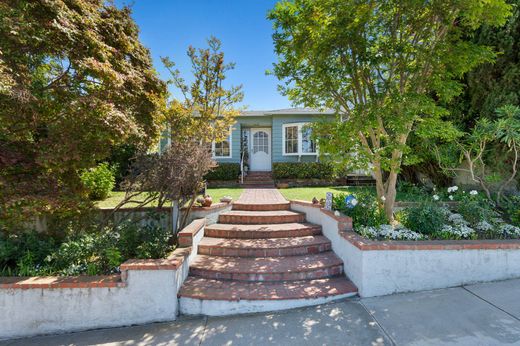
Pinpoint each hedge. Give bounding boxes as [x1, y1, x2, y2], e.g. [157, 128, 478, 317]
[205, 163, 241, 181]
[273, 162, 336, 180]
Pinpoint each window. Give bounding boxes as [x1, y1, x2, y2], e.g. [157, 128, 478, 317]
[282, 123, 317, 155]
[284, 126, 298, 154]
[212, 128, 232, 158]
[253, 131, 269, 154]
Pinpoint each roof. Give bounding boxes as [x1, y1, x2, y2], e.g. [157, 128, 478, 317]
[240, 108, 335, 117]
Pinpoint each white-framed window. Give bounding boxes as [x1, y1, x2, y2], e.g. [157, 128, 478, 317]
[282, 123, 317, 155]
[212, 127, 232, 158]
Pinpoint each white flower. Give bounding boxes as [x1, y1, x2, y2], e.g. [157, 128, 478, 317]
[470, 190, 478, 196]
[448, 213, 468, 225]
[476, 220, 493, 232]
[447, 186, 459, 193]
[351, 198, 358, 206]
[433, 195, 440, 201]
[334, 210, 340, 217]
[449, 195, 454, 200]
[381, 196, 386, 202]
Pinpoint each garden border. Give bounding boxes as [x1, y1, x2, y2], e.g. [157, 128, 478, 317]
[290, 200, 520, 298]
[0, 218, 207, 340]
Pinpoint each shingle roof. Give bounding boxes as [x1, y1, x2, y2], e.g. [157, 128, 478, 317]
[240, 108, 335, 116]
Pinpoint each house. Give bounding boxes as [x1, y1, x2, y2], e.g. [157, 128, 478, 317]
[209, 107, 335, 172]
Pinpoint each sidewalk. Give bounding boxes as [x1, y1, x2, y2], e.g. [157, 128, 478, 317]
[2, 278, 520, 346]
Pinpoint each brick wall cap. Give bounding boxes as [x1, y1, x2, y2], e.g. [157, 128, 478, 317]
[120, 247, 192, 271]
[290, 200, 353, 223]
[341, 231, 520, 251]
[0, 274, 124, 289]
[178, 219, 206, 247]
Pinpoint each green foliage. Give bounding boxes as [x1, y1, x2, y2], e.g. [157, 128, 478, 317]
[501, 195, 520, 226]
[0, 1, 167, 225]
[268, 0, 511, 219]
[80, 163, 116, 201]
[162, 37, 244, 144]
[401, 203, 447, 235]
[273, 162, 335, 180]
[108, 144, 138, 188]
[0, 215, 173, 276]
[205, 163, 240, 181]
[456, 194, 497, 225]
[333, 192, 387, 228]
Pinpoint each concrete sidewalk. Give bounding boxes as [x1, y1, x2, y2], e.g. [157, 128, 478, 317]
[2, 279, 520, 346]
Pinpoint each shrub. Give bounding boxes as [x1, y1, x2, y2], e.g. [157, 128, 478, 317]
[205, 163, 240, 181]
[333, 192, 387, 228]
[401, 202, 446, 235]
[456, 194, 496, 225]
[80, 162, 116, 200]
[273, 162, 335, 180]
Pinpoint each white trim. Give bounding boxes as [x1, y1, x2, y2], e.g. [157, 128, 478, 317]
[211, 127, 233, 159]
[282, 122, 318, 156]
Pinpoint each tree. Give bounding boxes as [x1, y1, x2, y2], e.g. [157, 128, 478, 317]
[0, 1, 166, 223]
[268, 0, 511, 220]
[453, 0, 520, 126]
[113, 142, 215, 233]
[435, 105, 520, 207]
[161, 36, 244, 144]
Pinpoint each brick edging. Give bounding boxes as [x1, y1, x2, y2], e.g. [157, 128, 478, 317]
[178, 219, 206, 247]
[290, 200, 353, 230]
[120, 247, 192, 271]
[0, 274, 125, 289]
[341, 231, 520, 251]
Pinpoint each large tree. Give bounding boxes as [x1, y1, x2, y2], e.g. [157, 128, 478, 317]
[0, 1, 166, 222]
[269, 0, 511, 220]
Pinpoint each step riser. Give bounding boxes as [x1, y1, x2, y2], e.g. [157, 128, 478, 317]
[218, 214, 305, 224]
[179, 292, 357, 316]
[198, 243, 332, 257]
[232, 203, 290, 211]
[204, 227, 322, 239]
[190, 265, 343, 282]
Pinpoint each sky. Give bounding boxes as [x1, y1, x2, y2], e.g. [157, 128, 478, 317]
[116, 0, 292, 110]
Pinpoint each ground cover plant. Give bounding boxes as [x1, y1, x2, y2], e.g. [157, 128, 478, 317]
[335, 185, 520, 241]
[0, 214, 173, 277]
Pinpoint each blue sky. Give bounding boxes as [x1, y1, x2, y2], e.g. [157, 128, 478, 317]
[116, 0, 291, 110]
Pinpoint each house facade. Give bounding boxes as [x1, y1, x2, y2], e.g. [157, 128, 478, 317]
[211, 108, 335, 172]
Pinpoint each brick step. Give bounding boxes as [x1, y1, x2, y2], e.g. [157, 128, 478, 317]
[232, 201, 290, 211]
[198, 235, 332, 257]
[242, 180, 275, 185]
[178, 276, 357, 301]
[246, 171, 272, 177]
[241, 184, 276, 188]
[189, 253, 343, 281]
[219, 210, 305, 224]
[205, 222, 322, 239]
[244, 175, 275, 181]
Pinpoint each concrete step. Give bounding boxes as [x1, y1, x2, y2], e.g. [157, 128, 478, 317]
[218, 210, 305, 224]
[198, 236, 332, 257]
[189, 252, 343, 281]
[204, 222, 322, 239]
[232, 201, 290, 211]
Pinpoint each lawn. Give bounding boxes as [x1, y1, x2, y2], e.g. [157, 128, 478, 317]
[96, 188, 244, 209]
[278, 186, 429, 202]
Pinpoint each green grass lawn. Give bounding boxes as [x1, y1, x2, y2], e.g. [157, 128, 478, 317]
[96, 188, 244, 209]
[278, 186, 428, 202]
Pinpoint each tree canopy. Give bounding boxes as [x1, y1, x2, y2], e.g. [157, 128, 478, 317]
[269, 0, 511, 219]
[0, 0, 166, 221]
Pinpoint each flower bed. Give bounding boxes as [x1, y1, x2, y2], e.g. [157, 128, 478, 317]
[333, 185, 520, 242]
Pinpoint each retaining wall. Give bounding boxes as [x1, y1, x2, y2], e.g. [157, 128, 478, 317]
[0, 219, 206, 340]
[291, 200, 520, 298]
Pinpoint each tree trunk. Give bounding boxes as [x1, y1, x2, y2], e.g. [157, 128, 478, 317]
[384, 171, 398, 222]
[171, 201, 180, 235]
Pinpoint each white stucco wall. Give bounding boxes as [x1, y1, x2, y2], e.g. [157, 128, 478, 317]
[0, 221, 205, 340]
[291, 201, 520, 298]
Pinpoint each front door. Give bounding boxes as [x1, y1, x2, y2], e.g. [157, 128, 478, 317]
[250, 128, 271, 171]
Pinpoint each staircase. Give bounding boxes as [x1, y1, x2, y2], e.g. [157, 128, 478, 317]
[240, 171, 275, 188]
[178, 189, 358, 316]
